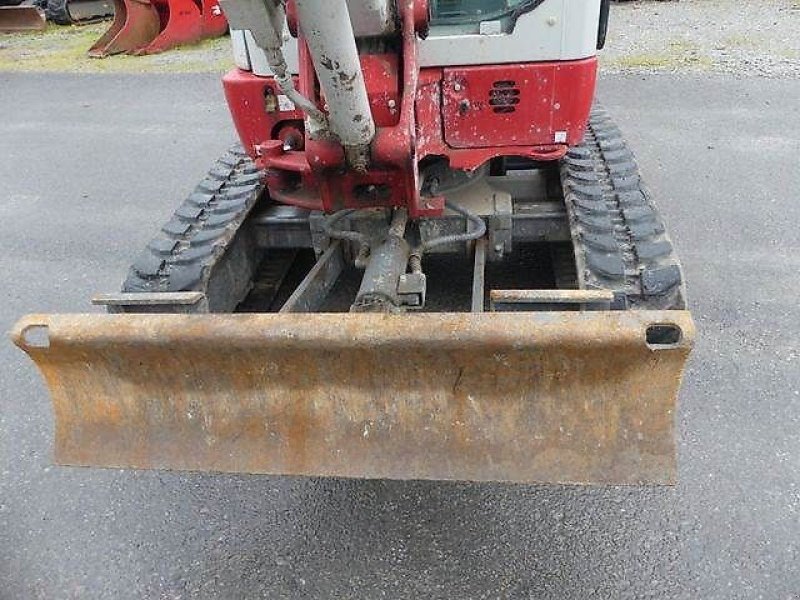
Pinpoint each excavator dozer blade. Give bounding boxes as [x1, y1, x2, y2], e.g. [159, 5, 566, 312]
[0, 5, 46, 32]
[12, 310, 694, 484]
[65, 0, 114, 23]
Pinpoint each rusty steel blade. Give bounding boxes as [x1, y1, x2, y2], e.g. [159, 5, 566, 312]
[11, 311, 694, 484]
[67, 0, 114, 22]
[0, 6, 46, 32]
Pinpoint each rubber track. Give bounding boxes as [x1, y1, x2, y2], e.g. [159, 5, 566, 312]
[560, 107, 686, 310]
[122, 144, 265, 295]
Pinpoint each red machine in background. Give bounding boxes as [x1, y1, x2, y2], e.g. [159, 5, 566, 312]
[88, 0, 227, 56]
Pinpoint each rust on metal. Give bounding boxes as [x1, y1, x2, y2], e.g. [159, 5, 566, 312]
[11, 310, 694, 484]
[490, 288, 616, 311]
[87, 0, 160, 58]
[280, 240, 344, 313]
[65, 0, 114, 22]
[92, 292, 206, 307]
[471, 237, 487, 312]
[92, 292, 207, 314]
[491, 289, 615, 305]
[0, 6, 46, 32]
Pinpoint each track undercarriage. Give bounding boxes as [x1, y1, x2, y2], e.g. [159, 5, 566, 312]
[113, 108, 685, 317]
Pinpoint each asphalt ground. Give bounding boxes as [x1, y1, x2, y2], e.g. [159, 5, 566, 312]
[1, 72, 799, 598]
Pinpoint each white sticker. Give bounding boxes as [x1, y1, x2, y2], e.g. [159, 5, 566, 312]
[277, 95, 296, 112]
[554, 130, 567, 143]
[479, 20, 502, 35]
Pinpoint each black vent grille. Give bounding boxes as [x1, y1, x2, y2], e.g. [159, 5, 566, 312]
[489, 80, 520, 114]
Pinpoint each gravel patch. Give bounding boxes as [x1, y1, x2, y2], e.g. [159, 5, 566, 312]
[603, 0, 800, 77]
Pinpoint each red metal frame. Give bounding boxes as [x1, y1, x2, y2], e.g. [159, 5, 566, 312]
[221, 1, 597, 217]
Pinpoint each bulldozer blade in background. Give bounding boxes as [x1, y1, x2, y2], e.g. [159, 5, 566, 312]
[12, 311, 694, 484]
[0, 5, 45, 32]
[66, 0, 114, 23]
[87, 0, 159, 57]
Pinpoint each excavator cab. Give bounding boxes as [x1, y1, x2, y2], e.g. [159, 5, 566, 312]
[12, 0, 694, 484]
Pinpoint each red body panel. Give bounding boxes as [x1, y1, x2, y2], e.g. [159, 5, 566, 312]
[222, 47, 597, 216]
[441, 60, 597, 149]
[361, 54, 401, 128]
[222, 69, 304, 154]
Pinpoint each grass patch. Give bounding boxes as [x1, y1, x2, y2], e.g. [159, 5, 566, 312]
[0, 22, 231, 73]
[610, 54, 675, 69]
[605, 52, 712, 70]
[721, 34, 758, 49]
[603, 36, 714, 72]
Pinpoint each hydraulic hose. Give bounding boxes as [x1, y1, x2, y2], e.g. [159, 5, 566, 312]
[266, 48, 327, 126]
[325, 201, 485, 272]
[416, 200, 487, 253]
[221, 0, 326, 129]
[322, 209, 369, 246]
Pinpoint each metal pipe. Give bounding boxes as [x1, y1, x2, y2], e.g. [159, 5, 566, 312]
[294, 0, 376, 170]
